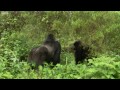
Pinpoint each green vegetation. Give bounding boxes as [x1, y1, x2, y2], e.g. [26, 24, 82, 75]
[0, 11, 120, 79]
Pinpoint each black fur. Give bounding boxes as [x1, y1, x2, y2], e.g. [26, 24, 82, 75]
[28, 34, 61, 68]
[73, 40, 90, 64]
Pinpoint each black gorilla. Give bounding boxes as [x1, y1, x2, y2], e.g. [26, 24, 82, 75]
[73, 40, 90, 64]
[28, 34, 61, 68]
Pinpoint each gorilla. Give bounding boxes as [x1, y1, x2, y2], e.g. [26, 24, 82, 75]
[28, 34, 61, 68]
[73, 40, 91, 64]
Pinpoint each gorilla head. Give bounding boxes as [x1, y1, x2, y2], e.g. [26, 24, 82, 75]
[44, 34, 55, 42]
[28, 34, 61, 69]
[74, 40, 83, 49]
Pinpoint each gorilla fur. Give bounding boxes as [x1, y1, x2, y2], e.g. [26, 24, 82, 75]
[28, 34, 61, 68]
[73, 40, 91, 64]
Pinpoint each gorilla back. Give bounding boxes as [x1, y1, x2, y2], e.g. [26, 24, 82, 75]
[28, 34, 61, 68]
[43, 34, 61, 65]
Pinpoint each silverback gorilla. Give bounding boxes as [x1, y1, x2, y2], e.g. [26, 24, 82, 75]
[73, 40, 91, 64]
[28, 34, 61, 68]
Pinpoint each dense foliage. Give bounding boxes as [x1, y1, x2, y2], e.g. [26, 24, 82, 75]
[0, 11, 120, 79]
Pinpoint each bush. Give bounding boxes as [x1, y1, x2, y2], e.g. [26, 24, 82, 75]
[0, 11, 120, 79]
